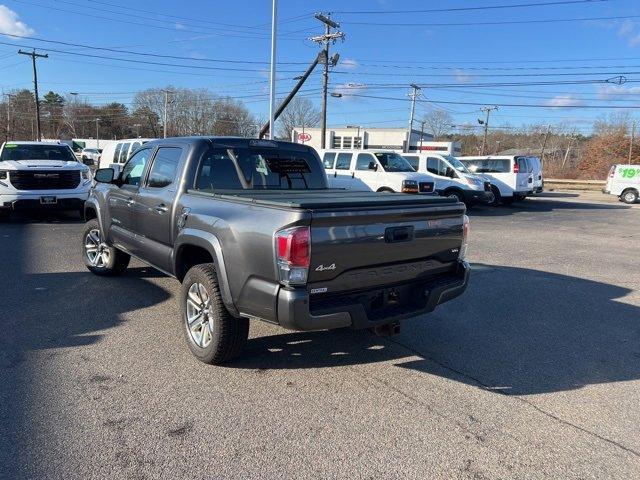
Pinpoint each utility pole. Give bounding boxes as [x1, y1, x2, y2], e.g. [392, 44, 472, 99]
[311, 13, 344, 149]
[562, 129, 576, 168]
[18, 49, 48, 141]
[629, 121, 636, 164]
[479, 106, 498, 155]
[268, 0, 277, 140]
[95, 118, 100, 148]
[405, 84, 421, 153]
[540, 124, 551, 169]
[3, 93, 14, 142]
[420, 120, 426, 152]
[162, 89, 172, 138]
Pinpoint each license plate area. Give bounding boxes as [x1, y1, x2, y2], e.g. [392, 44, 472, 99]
[40, 196, 57, 204]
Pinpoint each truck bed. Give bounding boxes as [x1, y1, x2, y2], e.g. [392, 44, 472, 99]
[186, 189, 457, 210]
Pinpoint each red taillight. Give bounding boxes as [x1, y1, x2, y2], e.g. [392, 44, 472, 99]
[513, 161, 520, 173]
[277, 227, 310, 267]
[609, 166, 616, 178]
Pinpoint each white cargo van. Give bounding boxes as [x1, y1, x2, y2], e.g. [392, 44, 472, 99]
[457, 155, 534, 205]
[317, 149, 436, 194]
[604, 164, 640, 204]
[99, 138, 152, 175]
[403, 153, 494, 205]
[528, 156, 544, 194]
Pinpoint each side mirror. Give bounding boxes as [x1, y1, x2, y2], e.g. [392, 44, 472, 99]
[94, 168, 115, 183]
[368, 161, 378, 171]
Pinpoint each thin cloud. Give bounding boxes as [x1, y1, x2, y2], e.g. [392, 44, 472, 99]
[340, 58, 358, 70]
[332, 83, 368, 100]
[596, 85, 640, 100]
[453, 69, 476, 84]
[175, 22, 187, 31]
[544, 95, 585, 109]
[0, 5, 34, 37]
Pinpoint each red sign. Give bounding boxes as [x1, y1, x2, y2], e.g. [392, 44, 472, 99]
[298, 132, 312, 142]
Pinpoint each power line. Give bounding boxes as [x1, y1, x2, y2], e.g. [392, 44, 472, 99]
[343, 13, 640, 27]
[334, 0, 613, 14]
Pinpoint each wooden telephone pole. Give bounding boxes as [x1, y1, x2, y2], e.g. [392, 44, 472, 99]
[18, 49, 48, 141]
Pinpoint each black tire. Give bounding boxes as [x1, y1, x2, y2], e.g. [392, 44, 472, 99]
[444, 189, 465, 204]
[181, 263, 249, 364]
[621, 189, 639, 204]
[82, 219, 130, 276]
[488, 186, 501, 206]
[377, 187, 394, 193]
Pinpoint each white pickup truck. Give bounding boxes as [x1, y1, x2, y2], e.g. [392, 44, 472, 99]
[0, 141, 92, 220]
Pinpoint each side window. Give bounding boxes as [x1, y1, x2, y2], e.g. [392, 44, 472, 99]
[120, 148, 152, 186]
[119, 143, 131, 163]
[322, 152, 336, 169]
[131, 142, 141, 154]
[195, 149, 243, 191]
[427, 157, 441, 176]
[355, 153, 375, 171]
[113, 143, 122, 163]
[404, 156, 419, 170]
[335, 153, 352, 170]
[147, 147, 182, 188]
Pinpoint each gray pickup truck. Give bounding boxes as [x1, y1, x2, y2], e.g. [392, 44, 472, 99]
[83, 137, 470, 364]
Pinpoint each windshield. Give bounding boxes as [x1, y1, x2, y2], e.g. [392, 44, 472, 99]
[443, 155, 470, 173]
[195, 147, 327, 191]
[374, 152, 415, 172]
[1, 144, 77, 162]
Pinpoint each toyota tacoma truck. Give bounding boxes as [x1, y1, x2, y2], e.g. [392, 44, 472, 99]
[83, 137, 470, 364]
[0, 141, 93, 220]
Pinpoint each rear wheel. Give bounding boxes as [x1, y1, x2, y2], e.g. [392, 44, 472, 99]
[82, 219, 130, 276]
[621, 189, 639, 204]
[181, 263, 249, 364]
[487, 186, 501, 206]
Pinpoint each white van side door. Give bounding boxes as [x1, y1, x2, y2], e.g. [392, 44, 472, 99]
[426, 156, 450, 192]
[353, 152, 382, 191]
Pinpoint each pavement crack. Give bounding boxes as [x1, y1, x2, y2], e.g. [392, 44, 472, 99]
[385, 337, 640, 459]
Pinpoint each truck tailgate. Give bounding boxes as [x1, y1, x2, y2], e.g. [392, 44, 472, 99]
[307, 198, 465, 293]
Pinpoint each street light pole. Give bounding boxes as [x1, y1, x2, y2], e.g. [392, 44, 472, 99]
[268, 0, 277, 140]
[95, 118, 100, 148]
[406, 84, 421, 153]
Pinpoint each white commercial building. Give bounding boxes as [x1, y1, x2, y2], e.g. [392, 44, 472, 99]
[291, 126, 460, 155]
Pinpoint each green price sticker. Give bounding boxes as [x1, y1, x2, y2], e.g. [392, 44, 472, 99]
[619, 168, 640, 179]
[4, 144, 17, 148]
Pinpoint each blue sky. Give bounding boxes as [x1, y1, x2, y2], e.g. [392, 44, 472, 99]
[1, 0, 640, 134]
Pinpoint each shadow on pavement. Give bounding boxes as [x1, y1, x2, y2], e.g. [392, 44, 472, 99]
[470, 197, 630, 217]
[231, 264, 640, 397]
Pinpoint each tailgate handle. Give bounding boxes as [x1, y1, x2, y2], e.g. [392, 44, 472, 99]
[385, 226, 414, 243]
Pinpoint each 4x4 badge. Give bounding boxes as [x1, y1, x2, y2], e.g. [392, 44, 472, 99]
[315, 263, 336, 272]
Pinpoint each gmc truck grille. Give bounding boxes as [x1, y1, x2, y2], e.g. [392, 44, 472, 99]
[9, 170, 80, 190]
[484, 181, 491, 192]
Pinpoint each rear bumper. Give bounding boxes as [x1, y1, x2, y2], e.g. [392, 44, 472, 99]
[277, 261, 470, 331]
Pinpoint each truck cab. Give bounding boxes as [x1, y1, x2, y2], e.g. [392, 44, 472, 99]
[0, 141, 92, 219]
[318, 149, 436, 194]
[402, 153, 493, 206]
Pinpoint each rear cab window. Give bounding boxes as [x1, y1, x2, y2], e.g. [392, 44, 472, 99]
[194, 146, 327, 191]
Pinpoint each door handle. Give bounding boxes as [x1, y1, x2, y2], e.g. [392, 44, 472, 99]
[155, 204, 169, 213]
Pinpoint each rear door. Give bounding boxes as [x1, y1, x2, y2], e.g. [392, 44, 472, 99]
[134, 146, 184, 271]
[515, 156, 533, 192]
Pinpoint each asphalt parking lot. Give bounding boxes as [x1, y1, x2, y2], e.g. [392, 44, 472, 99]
[1, 192, 639, 480]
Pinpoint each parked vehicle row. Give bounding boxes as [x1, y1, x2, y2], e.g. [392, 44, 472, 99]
[80, 147, 102, 167]
[84, 137, 470, 364]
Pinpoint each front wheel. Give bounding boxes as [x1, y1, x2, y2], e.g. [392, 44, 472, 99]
[487, 186, 501, 206]
[181, 263, 249, 364]
[446, 190, 465, 204]
[82, 219, 130, 276]
[621, 189, 639, 204]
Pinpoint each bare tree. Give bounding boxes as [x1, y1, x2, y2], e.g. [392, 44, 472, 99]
[277, 97, 321, 139]
[422, 109, 453, 140]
